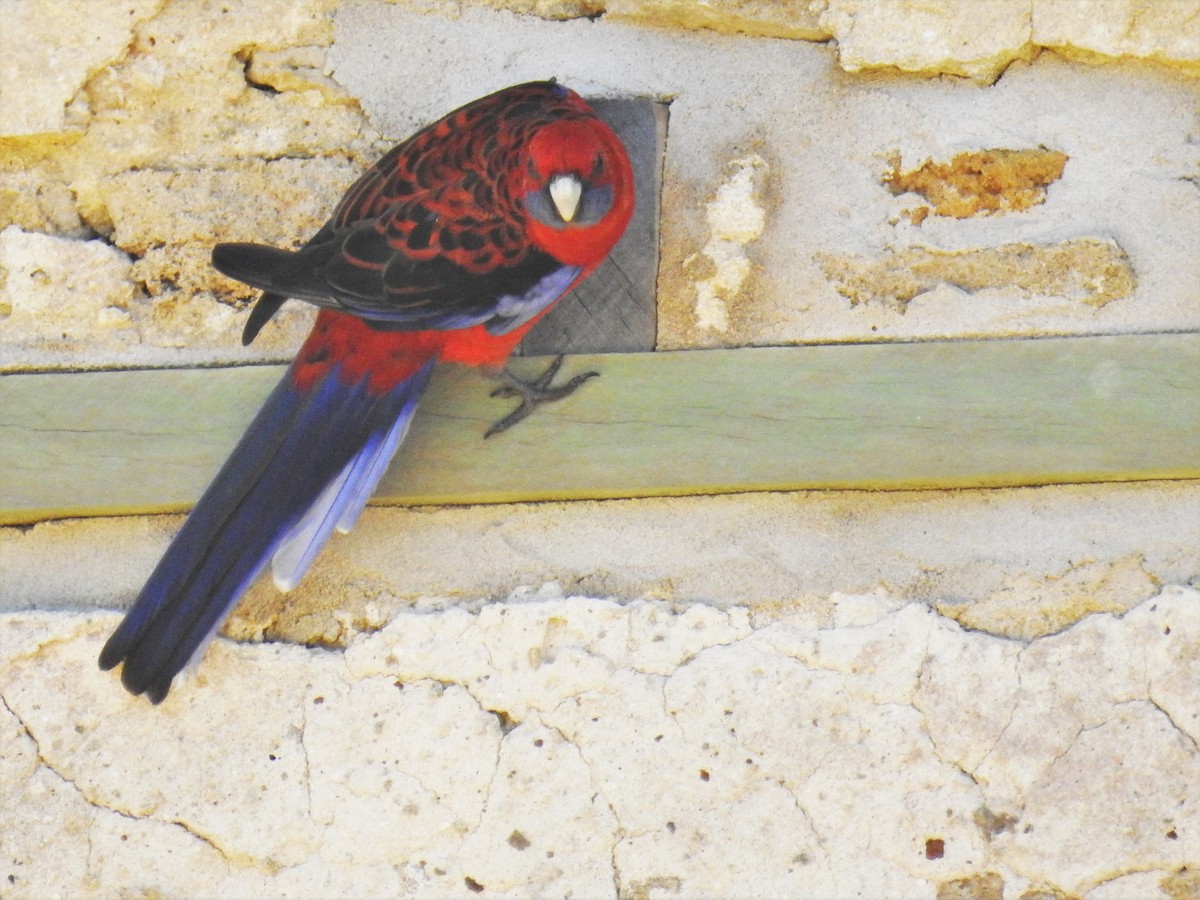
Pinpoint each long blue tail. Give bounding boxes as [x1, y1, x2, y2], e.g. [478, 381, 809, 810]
[99, 357, 435, 703]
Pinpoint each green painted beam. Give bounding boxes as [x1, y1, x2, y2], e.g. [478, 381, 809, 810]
[2, 333, 1197, 525]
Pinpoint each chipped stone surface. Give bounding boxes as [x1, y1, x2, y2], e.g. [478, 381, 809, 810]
[3, 586, 1198, 896]
[937, 552, 1163, 640]
[0, 0, 163, 135]
[0, 170, 89, 237]
[819, 0, 1035, 83]
[883, 148, 1070, 220]
[817, 238, 1137, 312]
[1034, 0, 1200, 70]
[605, 0, 830, 41]
[688, 153, 768, 333]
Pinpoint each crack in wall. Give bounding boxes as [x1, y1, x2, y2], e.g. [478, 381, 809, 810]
[1, 687, 235, 872]
[544, 717, 622, 895]
[162, 815, 231, 862]
[298, 695, 315, 822]
[5, 584, 1200, 893]
[779, 780, 836, 890]
[1143, 696, 1200, 755]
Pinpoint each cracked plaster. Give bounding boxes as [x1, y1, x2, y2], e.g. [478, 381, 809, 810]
[3, 587, 1199, 896]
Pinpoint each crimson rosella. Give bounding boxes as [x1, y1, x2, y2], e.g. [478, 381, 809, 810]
[99, 81, 635, 703]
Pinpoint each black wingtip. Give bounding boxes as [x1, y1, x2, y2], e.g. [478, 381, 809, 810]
[241, 292, 287, 345]
[212, 242, 293, 346]
[212, 242, 292, 284]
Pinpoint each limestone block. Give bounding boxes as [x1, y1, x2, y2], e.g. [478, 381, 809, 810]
[454, 711, 620, 894]
[818, 0, 1034, 83]
[3, 586, 1199, 895]
[1035, 0, 1200, 69]
[65, 0, 367, 203]
[604, 0, 830, 41]
[0, 0, 383, 368]
[0, 0, 162, 136]
[0, 226, 136, 351]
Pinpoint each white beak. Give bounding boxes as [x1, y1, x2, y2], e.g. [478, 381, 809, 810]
[548, 174, 583, 223]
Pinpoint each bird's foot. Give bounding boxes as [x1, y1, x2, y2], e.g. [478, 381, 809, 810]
[485, 355, 599, 438]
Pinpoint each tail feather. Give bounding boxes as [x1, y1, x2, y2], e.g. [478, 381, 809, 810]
[98, 355, 436, 703]
[270, 365, 430, 590]
[336, 383, 428, 533]
[270, 458, 358, 593]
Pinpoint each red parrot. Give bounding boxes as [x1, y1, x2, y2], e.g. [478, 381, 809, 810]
[99, 81, 634, 703]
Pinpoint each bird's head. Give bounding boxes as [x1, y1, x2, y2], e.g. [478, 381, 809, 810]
[519, 112, 635, 268]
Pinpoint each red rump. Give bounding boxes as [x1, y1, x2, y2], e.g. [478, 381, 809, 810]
[292, 307, 552, 395]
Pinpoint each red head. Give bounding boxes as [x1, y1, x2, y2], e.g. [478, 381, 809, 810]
[518, 111, 635, 270]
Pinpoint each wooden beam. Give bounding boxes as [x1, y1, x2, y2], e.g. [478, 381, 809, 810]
[2, 333, 1197, 525]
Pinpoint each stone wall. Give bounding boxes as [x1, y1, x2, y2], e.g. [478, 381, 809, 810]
[4, 0, 1197, 366]
[2, 2, 1199, 897]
